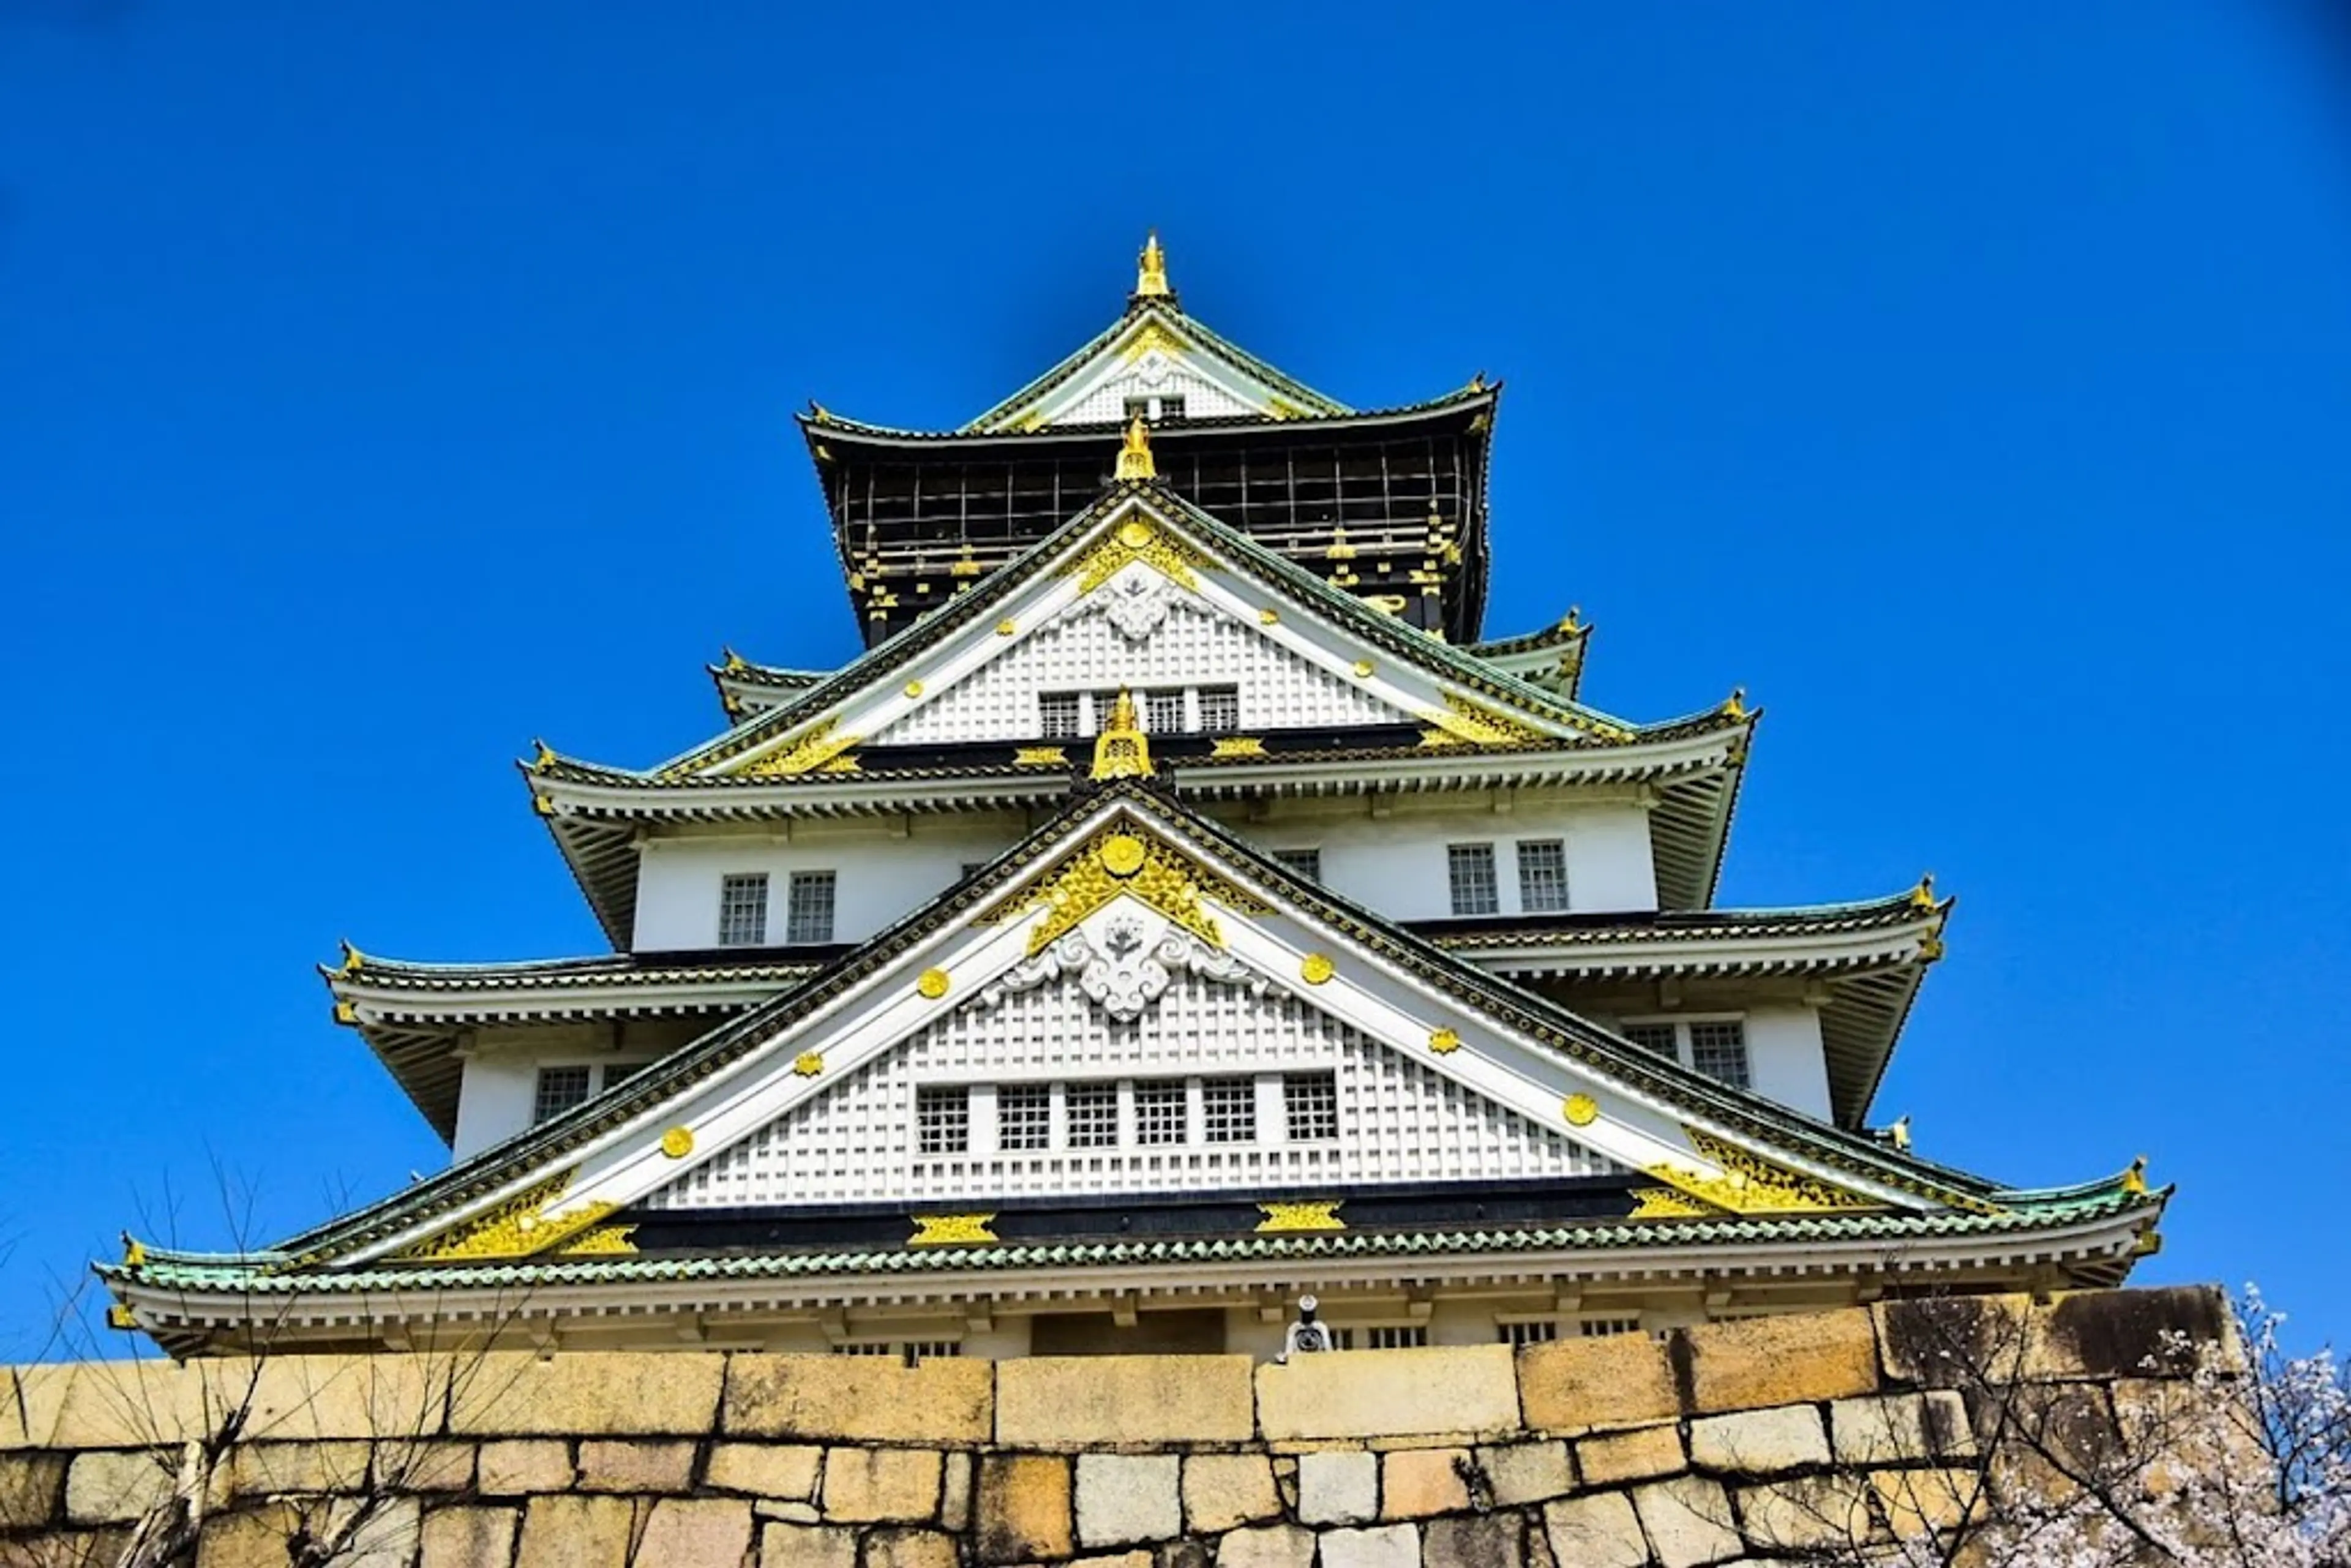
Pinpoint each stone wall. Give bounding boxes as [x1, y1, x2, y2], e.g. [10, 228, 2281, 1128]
[0, 1286, 2237, 1567]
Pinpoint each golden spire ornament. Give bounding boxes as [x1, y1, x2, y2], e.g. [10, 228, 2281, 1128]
[1090, 688, 1155, 780]
[1135, 231, 1171, 298]
[1115, 415, 1157, 481]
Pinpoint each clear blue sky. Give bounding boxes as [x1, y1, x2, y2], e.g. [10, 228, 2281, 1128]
[4, 3, 2347, 1356]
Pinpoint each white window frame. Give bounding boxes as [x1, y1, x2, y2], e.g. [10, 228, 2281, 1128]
[1618, 1016, 1750, 1089]
[716, 872, 770, 947]
[786, 869, 838, 945]
[1447, 842, 1499, 916]
[1514, 838, 1570, 913]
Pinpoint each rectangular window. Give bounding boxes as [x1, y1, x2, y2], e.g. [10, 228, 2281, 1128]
[1284, 1071, 1339, 1142]
[999, 1084, 1051, 1151]
[902, 1340, 960, 1363]
[1341, 1325, 1427, 1350]
[1621, 1022, 1679, 1059]
[1689, 1021, 1751, 1089]
[1272, 848, 1322, 882]
[1196, 685, 1240, 732]
[1447, 843, 1499, 916]
[1038, 692, 1081, 740]
[1201, 1078, 1256, 1144]
[1144, 688, 1187, 734]
[786, 871, 837, 945]
[1123, 396, 1152, 422]
[1580, 1317, 1645, 1338]
[916, 1086, 969, 1155]
[1134, 1080, 1187, 1146]
[717, 872, 768, 947]
[831, 1342, 896, 1357]
[1158, 394, 1187, 422]
[1067, 1083, 1119, 1148]
[1515, 839, 1570, 913]
[531, 1065, 592, 1125]
[1498, 1320, 1561, 1348]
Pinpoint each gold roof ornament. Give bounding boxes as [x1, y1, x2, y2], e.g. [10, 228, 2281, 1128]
[1910, 873, 1938, 912]
[1115, 416, 1157, 481]
[1090, 688, 1154, 780]
[1134, 230, 1171, 299]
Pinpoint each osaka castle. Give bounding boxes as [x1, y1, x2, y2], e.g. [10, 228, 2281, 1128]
[106, 237, 2164, 1360]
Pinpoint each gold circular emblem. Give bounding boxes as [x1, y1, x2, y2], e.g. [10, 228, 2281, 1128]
[1428, 1027, 1462, 1055]
[660, 1125, 695, 1159]
[1562, 1093, 1599, 1127]
[1117, 519, 1154, 549]
[917, 967, 951, 1000]
[1300, 953, 1336, 985]
[1258, 607, 1280, 626]
[793, 1051, 825, 1078]
[1352, 659, 1374, 678]
[996, 618, 1016, 636]
[1101, 833, 1148, 877]
[903, 680, 924, 698]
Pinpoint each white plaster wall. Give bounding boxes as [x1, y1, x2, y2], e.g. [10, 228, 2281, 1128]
[452, 1059, 538, 1161]
[1243, 800, 1658, 918]
[632, 821, 1021, 952]
[1743, 1003, 1834, 1123]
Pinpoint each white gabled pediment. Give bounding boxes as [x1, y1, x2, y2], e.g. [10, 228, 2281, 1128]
[975, 305, 1351, 433]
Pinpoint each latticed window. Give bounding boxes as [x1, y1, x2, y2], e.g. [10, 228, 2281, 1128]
[1498, 1320, 1561, 1347]
[832, 1343, 895, 1357]
[1272, 848, 1322, 882]
[717, 872, 768, 946]
[532, 1065, 592, 1125]
[1197, 685, 1240, 732]
[1621, 1022, 1679, 1058]
[1689, 1021, 1750, 1089]
[1580, 1317, 1644, 1338]
[1515, 839, 1570, 913]
[1201, 1078, 1256, 1144]
[1089, 690, 1122, 736]
[1340, 1326, 1427, 1350]
[1038, 692, 1081, 739]
[999, 1084, 1051, 1151]
[1066, 1083, 1119, 1148]
[1284, 1072, 1338, 1142]
[1144, 689, 1187, 733]
[1134, 1080, 1187, 1146]
[904, 1341, 960, 1362]
[1447, 843, 1499, 915]
[1158, 394, 1187, 421]
[916, 1086, 969, 1155]
[786, 871, 836, 945]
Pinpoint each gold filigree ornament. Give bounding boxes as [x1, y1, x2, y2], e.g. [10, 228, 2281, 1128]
[1428, 1027, 1463, 1055]
[1636, 1126, 1882, 1218]
[903, 680, 924, 699]
[1210, 737, 1267, 758]
[1417, 692, 1551, 749]
[977, 824, 1271, 956]
[996, 618, 1017, 636]
[1562, 1093, 1599, 1127]
[397, 1171, 623, 1261]
[1089, 689, 1154, 781]
[558, 1223, 639, 1256]
[1351, 659, 1374, 678]
[793, 1051, 825, 1077]
[1255, 1200, 1345, 1234]
[1064, 510, 1214, 594]
[1101, 833, 1149, 877]
[1258, 607, 1279, 626]
[660, 1126, 696, 1159]
[731, 717, 862, 778]
[1299, 953, 1336, 985]
[917, 968, 951, 1000]
[909, 1213, 998, 1247]
[1013, 746, 1068, 767]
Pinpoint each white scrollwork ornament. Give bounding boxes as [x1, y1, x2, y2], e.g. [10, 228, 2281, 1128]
[971, 912, 1265, 1024]
[1101, 564, 1174, 643]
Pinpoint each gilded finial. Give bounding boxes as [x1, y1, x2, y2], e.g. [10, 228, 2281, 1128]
[1561, 605, 1583, 632]
[1090, 687, 1155, 780]
[809, 402, 834, 426]
[530, 738, 556, 770]
[337, 940, 365, 978]
[1720, 687, 1747, 721]
[1115, 416, 1157, 481]
[1134, 231, 1171, 299]
[721, 647, 746, 672]
[1910, 873, 1937, 911]
[2123, 1155, 2150, 1195]
[121, 1232, 145, 1267]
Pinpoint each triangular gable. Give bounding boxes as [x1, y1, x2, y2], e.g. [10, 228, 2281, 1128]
[667, 482, 1634, 782]
[969, 302, 1354, 433]
[312, 784, 2002, 1268]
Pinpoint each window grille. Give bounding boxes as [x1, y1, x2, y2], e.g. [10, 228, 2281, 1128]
[1201, 1077, 1256, 1144]
[1271, 848, 1322, 882]
[1144, 689, 1187, 734]
[834, 1340, 962, 1366]
[786, 871, 837, 945]
[717, 872, 768, 947]
[1580, 1317, 1644, 1338]
[1621, 1022, 1679, 1059]
[1284, 1071, 1339, 1142]
[1498, 1320, 1561, 1347]
[1134, 1080, 1187, 1146]
[904, 1341, 960, 1363]
[1515, 839, 1570, 913]
[531, 1065, 592, 1125]
[1089, 691, 1122, 736]
[1447, 843, 1499, 915]
[831, 1342, 896, 1357]
[916, 1086, 969, 1155]
[1197, 685, 1240, 732]
[1038, 692, 1081, 739]
[999, 1084, 1051, 1151]
[1338, 1325, 1428, 1350]
[1158, 394, 1187, 421]
[1122, 396, 1151, 422]
[1066, 1082, 1119, 1148]
[1689, 1021, 1750, 1089]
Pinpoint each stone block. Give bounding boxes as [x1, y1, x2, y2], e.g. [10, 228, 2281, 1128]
[1423, 1513, 1528, 1568]
[450, 1352, 724, 1436]
[1215, 1523, 1318, 1568]
[997, 1354, 1253, 1447]
[707, 1441, 822, 1500]
[1687, 1405, 1829, 1474]
[864, 1529, 960, 1568]
[1477, 1439, 1573, 1506]
[1180, 1452, 1280, 1533]
[1319, 1521, 1420, 1568]
[1632, 1476, 1743, 1567]
[420, 1504, 519, 1568]
[1073, 1453, 1178, 1548]
[1258, 1346, 1518, 1440]
[18, 1360, 206, 1449]
[975, 1453, 1072, 1564]
[476, 1439, 573, 1495]
[1680, 1310, 1880, 1413]
[760, 1521, 858, 1568]
[375, 1438, 475, 1493]
[204, 1353, 448, 1444]
[1575, 1422, 1685, 1485]
[1873, 1466, 1989, 1537]
[0, 1453, 67, 1531]
[724, 1354, 991, 1444]
[64, 1449, 175, 1524]
[1543, 1490, 1649, 1568]
[1872, 1295, 2031, 1387]
[1518, 1333, 1679, 1432]
[515, 1493, 639, 1568]
[1924, 1389, 1976, 1457]
[1829, 1393, 1930, 1465]
[226, 1440, 373, 1498]
[820, 1446, 941, 1523]
[941, 1451, 972, 1530]
[2032, 1286, 2236, 1380]
[197, 1503, 305, 1568]
[305, 1496, 421, 1568]
[1735, 1474, 1873, 1553]
[1381, 1447, 1470, 1518]
[1296, 1448, 1378, 1525]
[576, 1438, 697, 1493]
[634, 1498, 754, 1567]
[2, 1526, 132, 1566]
